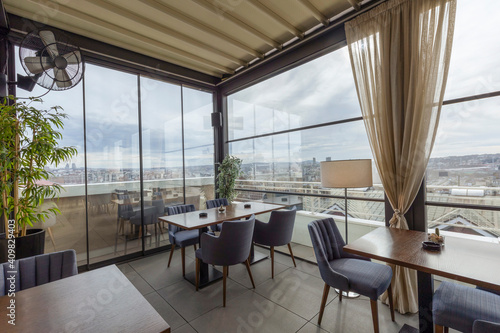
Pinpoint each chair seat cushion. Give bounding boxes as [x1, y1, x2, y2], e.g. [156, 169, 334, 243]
[433, 281, 500, 333]
[195, 248, 203, 260]
[173, 230, 199, 247]
[329, 258, 392, 300]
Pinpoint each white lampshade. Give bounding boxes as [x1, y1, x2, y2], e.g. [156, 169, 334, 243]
[320, 159, 373, 189]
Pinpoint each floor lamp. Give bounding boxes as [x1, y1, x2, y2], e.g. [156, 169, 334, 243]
[320, 159, 373, 298]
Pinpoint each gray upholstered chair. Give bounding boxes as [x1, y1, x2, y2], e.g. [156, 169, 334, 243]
[253, 209, 296, 278]
[166, 204, 198, 276]
[195, 215, 256, 307]
[206, 198, 229, 232]
[125, 205, 159, 253]
[433, 281, 500, 333]
[206, 198, 229, 209]
[308, 218, 394, 333]
[0, 249, 77, 295]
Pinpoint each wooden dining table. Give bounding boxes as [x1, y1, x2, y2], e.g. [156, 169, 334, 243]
[343, 227, 500, 333]
[0, 265, 170, 332]
[159, 201, 284, 288]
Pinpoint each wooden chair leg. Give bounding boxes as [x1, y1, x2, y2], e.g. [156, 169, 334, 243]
[223, 266, 228, 307]
[318, 283, 330, 325]
[47, 227, 56, 248]
[370, 299, 379, 333]
[167, 244, 175, 267]
[270, 246, 275, 278]
[387, 283, 395, 322]
[434, 325, 444, 333]
[195, 258, 200, 291]
[193, 244, 197, 251]
[287, 243, 296, 267]
[181, 247, 186, 276]
[245, 259, 256, 288]
[444, 327, 449, 333]
[339, 290, 343, 302]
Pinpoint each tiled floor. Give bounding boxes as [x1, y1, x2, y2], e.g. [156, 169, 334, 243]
[117, 246, 429, 333]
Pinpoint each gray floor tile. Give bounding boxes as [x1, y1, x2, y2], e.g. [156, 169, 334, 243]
[255, 268, 335, 321]
[172, 323, 198, 333]
[293, 260, 322, 279]
[228, 258, 290, 288]
[296, 322, 329, 333]
[157, 277, 249, 322]
[130, 251, 190, 290]
[145, 292, 187, 331]
[190, 290, 307, 333]
[125, 270, 155, 295]
[310, 297, 418, 333]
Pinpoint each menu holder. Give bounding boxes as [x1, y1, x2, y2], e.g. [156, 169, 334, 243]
[244, 204, 251, 208]
[199, 212, 208, 218]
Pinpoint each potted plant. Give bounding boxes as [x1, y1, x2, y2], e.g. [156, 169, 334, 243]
[0, 96, 77, 260]
[216, 154, 242, 204]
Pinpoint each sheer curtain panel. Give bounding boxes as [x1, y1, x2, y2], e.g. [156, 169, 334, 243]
[345, 0, 456, 313]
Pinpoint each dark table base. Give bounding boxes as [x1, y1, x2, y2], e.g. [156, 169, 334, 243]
[399, 324, 419, 333]
[184, 265, 223, 289]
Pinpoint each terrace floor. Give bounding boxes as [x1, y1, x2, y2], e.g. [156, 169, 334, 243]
[117, 245, 458, 333]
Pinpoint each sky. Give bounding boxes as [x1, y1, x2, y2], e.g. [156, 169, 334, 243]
[14, 0, 500, 171]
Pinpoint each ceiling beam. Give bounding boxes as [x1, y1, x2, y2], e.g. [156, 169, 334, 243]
[247, 0, 303, 38]
[297, 0, 329, 26]
[85, 0, 245, 67]
[189, 0, 281, 50]
[26, 0, 234, 74]
[347, 0, 361, 11]
[139, 0, 262, 59]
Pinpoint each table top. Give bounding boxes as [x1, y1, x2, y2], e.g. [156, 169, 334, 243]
[0, 265, 170, 333]
[159, 202, 284, 230]
[344, 227, 500, 292]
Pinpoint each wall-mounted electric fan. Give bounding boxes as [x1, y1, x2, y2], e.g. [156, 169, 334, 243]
[19, 29, 84, 91]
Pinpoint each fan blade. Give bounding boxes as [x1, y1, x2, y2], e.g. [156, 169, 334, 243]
[54, 68, 72, 88]
[39, 30, 59, 59]
[62, 51, 81, 65]
[24, 56, 54, 74]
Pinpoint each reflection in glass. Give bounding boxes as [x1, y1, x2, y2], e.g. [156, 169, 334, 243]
[182, 87, 215, 209]
[140, 77, 184, 250]
[85, 64, 142, 263]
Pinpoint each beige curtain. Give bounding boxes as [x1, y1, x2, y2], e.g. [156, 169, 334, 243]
[345, 0, 456, 314]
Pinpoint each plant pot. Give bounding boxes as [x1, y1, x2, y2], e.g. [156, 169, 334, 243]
[0, 229, 46, 262]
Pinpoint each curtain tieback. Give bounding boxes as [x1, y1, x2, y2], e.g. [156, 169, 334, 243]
[389, 209, 403, 227]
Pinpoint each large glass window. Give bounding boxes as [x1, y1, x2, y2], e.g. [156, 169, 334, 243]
[228, 46, 383, 248]
[182, 86, 215, 209]
[15, 50, 86, 265]
[426, 0, 500, 239]
[14, 52, 215, 265]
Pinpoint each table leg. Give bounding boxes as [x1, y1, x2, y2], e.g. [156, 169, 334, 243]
[417, 271, 434, 333]
[184, 227, 223, 289]
[248, 243, 269, 265]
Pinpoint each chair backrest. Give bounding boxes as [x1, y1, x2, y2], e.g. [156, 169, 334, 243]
[129, 206, 157, 226]
[0, 249, 78, 296]
[201, 215, 255, 266]
[166, 204, 196, 241]
[255, 210, 296, 246]
[308, 218, 347, 276]
[206, 198, 229, 209]
[150, 199, 165, 217]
